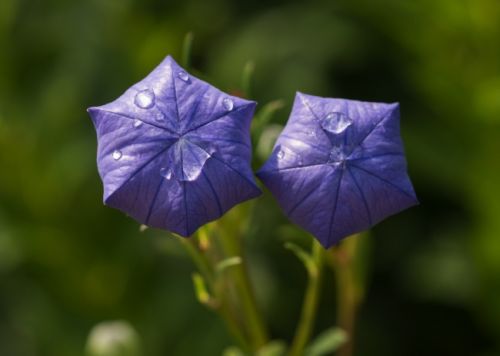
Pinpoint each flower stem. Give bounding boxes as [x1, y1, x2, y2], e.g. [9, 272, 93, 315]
[331, 234, 365, 356]
[216, 225, 268, 351]
[288, 240, 324, 356]
[176, 234, 250, 351]
[181, 32, 194, 69]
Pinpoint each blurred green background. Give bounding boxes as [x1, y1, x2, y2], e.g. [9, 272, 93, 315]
[1, 0, 500, 355]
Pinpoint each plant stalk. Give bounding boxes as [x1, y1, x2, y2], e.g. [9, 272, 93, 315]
[177, 234, 250, 351]
[216, 225, 268, 351]
[332, 235, 363, 356]
[288, 240, 324, 356]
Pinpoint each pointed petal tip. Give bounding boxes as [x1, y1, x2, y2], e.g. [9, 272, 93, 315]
[388, 101, 400, 111]
[295, 91, 308, 100]
[86, 106, 99, 115]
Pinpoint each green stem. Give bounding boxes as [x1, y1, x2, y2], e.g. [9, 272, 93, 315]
[241, 61, 255, 98]
[218, 296, 251, 351]
[177, 234, 250, 351]
[181, 32, 194, 69]
[177, 236, 213, 284]
[332, 235, 363, 356]
[288, 240, 324, 356]
[216, 225, 268, 351]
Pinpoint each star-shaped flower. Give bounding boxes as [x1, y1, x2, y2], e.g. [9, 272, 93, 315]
[88, 55, 261, 236]
[257, 93, 418, 248]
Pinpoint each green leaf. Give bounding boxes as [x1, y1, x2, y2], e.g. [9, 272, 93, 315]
[191, 273, 212, 306]
[253, 100, 285, 133]
[285, 242, 316, 276]
[304, 327, 348, 356]
[256, 124, 284, 161]
[181, 32, 194, 69]
[241, 60, 255, 98]
[222, 346, 246, 356]
[256, 340, 287, 356]
[216, 256, 242, 273]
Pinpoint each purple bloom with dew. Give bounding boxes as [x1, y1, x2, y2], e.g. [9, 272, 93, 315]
[257, 93, 418, 248]
[88, 55, 261, 236]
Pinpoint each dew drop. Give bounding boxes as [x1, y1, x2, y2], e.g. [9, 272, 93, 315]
[178, 71, 189, 82]
[322, 112, 353, 134]
[112, 150, 122, 160]
[134, 89, 155, 109]
[133, 119, 143, 128]
[223, 98, 234, 111]
[277, 150, 285, 159]
[154, 111, 166, 122]
[160, 167, 173, 180]
[329, 146, 346, 162]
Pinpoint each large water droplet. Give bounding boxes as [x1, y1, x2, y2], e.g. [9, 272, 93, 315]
[277, 150, 285, 160]
[112, 150, 122, 160]
[176, 140, 211, 182]
[134, 89, 155, 109]
[133, 119, 143, 128]
[223, 98, 234, 111]
[321, 112, 353, 134]
[178, 71, 189, 82]
[160, 167, 173, 180]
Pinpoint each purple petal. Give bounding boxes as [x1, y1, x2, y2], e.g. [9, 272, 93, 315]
[88, 55, 261, 236]
[257, 92, 418, 248]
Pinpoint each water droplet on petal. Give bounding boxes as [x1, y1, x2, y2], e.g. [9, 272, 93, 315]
[177, 140, 211, 182]
[322, 112, 353, 134]
[154, 111, 166, 122]
[160, 167, 173, 180]
[178, 71, 189, 82]
[277, 150, 285, 159]
[223, 98, 234, 111]
[329, 145, 346, 162]
[133, 119, 143, 128]
[112, 150, 122, 160]
[134, 89, 155, 109]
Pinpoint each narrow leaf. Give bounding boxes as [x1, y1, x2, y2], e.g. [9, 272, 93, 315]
[216, 256, 242, 273]
[191, 273, 212, 306]
[256, 340, 287, 356]
[285, 242, 316, 276]
[253, 99, 285, 135]
[304, 327, 348, 356]
[181, 32, 194, 69]
[222, 346, 246, 356]
[241, 60, 255, 98]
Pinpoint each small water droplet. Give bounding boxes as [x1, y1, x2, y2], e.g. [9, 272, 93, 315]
[133, 119, 143, 128]
[154, 111, 166, 122]
[322, 112, 353, 134]
[178, 71, 189, 82]
[308, 130, 316, 137]
[329, 145, 346, 162]
[160, 167, 173, 180]
[277, 150, 285, 159]
[112, 150, 122, 160]
[223, 98, 234, 111]
[134, 89, 155, 109]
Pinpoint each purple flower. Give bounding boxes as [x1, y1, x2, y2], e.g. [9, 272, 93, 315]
[257, 93, 418, 248]
[88, 55, 261, 236]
